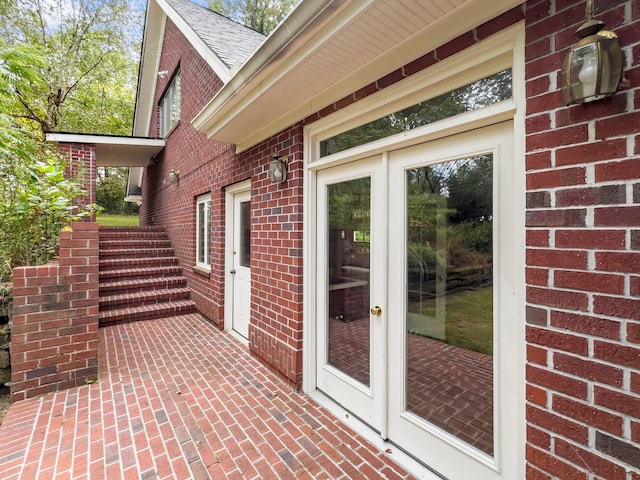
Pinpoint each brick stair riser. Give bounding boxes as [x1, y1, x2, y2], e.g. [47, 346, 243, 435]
[99, 256, 178, 271]
[100, 288, 192, 309]
[99, 248, 176, 259]
[99, 266, 184, 282]
[99, 231, 168, 240]
[99, 277, 188, 296]
[100, 240, 173, 250]
[98, 301, 197, 327]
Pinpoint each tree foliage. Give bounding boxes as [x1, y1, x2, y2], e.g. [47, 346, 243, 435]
[96, 167, 138, 215]
[0, 0, 141, 134]
[207, 0, 296, 35]
[0, 44, 88, 283]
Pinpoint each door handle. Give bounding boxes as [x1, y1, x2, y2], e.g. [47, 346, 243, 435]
[230, 269, 236, 274]
[370, 306, 382, 316]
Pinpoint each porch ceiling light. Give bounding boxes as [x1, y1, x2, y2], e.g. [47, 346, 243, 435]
[169, 169, 179, 184]
[561, 0, 623, 105]
[268, 154, 288, 184]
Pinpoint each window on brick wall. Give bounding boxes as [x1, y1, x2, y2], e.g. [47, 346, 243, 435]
[159, 70, 181, 137]
[196, 193, 211, 270]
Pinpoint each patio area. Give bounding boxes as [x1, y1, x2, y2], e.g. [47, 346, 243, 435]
[0, 314, 417, 479]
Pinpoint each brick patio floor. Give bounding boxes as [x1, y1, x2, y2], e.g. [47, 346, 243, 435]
[0, 314, 417, 479]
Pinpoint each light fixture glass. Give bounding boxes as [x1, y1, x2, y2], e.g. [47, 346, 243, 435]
[268, 156, 287, 183]
[561, 2, 623, 105]
[169, 169, 179, 184]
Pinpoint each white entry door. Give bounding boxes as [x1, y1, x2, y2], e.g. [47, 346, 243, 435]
[315, 122, 520, 479]
[228, 186, 251, 340]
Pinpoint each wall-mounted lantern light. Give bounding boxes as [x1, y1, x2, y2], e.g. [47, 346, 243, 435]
[561, 0, 623, 105]
[169, 169, 180, 184]
[268, 154, 288, 184]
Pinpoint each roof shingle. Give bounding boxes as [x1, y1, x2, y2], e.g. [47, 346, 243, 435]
[166, 0, 265, 70]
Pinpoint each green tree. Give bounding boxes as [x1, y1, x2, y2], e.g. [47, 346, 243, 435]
[0, 0, 141, 134]
[207, 0, 296, 35]
[0, 44, 88, 283]
[1, 0, 144, 216]
[96, 167, 138, 215]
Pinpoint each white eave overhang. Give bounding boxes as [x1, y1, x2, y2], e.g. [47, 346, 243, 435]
[192, 0, 521, 153]
[45, 133, 165, 167]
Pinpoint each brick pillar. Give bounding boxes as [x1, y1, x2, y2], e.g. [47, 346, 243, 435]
[10, 221, 99, 402]
[525, 0, 640, 477]
[58, 142, 97, 219]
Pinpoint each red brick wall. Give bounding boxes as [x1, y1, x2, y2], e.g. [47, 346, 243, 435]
[139, 19, 305, 386]
[10, 222, 99, 402]
[59, 142, 97, 218]
[525, 0, 640, 477]
[242, 126, 304, 388]
[140, 19, 234, 325]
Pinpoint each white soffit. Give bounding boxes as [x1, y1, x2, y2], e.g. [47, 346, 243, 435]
[193, 0, 521, 152]
[46, 133, 165, 167]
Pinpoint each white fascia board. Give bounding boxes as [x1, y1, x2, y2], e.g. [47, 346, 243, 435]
[45, 133, 165, 148]
[155, 0, 231, 84]
[133, 1, 165, 137]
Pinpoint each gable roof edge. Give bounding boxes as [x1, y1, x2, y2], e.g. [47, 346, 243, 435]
[133, 0, 233, 137]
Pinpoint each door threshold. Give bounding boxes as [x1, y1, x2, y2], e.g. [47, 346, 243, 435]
[307, 390, 446, 480]
[228, 329, 249, 347]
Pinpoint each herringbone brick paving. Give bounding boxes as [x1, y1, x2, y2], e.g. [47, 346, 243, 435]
[0, 314, 414, 479]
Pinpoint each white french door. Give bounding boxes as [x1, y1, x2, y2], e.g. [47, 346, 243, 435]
[315, 156, 387, 432]
[315, 122, 519, 479]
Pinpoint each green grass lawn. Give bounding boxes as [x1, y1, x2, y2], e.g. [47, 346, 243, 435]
[408, 287, 493, 355]
[96, 214, 139, 227]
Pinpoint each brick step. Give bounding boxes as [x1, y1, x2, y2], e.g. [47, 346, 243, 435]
[98, 226, 195, 326]
[99, 275, 188, 296]
[99, 247, 176, 259]
[99, 256, 178, 271]
[98, 300, 197, 327]
[99, 265, 184, 282]
[99, 226, 166, 239]
[99, 226, 164, 232]
[99, 287, 192, 310]
[99, 239, 173, 250]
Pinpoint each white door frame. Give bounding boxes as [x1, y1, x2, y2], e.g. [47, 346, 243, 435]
[225, 180, 251, 346]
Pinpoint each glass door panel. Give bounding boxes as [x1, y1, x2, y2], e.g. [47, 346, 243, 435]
[326, 178, 371, 386]
[405, 155, 494, 456]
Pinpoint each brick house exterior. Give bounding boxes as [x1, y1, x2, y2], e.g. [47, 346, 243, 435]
[53, 0, 639, 478]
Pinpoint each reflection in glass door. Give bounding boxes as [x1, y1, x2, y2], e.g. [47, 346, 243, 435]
[326, 178, 371, 386]
[405, 155, 494, 456]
